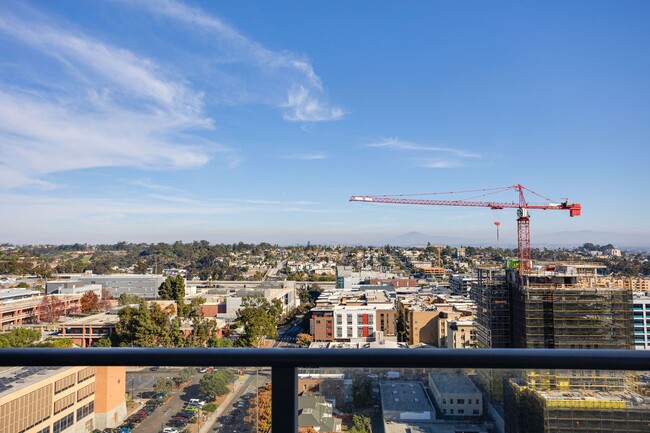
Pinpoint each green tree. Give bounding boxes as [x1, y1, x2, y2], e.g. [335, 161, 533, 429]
[349, 414, 371, 433]
[208, 337, 233, 347]
[199, 371, 231, 400]
[0, 328, 41, 347]
[116, 301, 184, 347]
[154, 377, 174, 394]
[237, 296, 282, 347]
[15, 281, 29, 288]
[158, 275, 187, 316]
[94, 337, 112, 347]
[118, 293, 144, 306]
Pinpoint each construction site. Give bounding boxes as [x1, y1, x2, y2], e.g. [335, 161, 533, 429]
[505, 378, 650, 433]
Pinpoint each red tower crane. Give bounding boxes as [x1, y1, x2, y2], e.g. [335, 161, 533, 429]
[350, 184, 581, 274]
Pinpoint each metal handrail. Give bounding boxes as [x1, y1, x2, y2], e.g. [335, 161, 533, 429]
[2, 348, 649, 433]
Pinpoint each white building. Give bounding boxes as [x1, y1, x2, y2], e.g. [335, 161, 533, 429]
[428, 372, 483, 418]
[633, 293, 650, 350]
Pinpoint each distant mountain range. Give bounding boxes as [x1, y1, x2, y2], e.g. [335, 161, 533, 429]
[359, 230, 650, 248]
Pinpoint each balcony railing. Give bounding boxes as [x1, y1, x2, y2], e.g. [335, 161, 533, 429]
[2, 348, 650, 433]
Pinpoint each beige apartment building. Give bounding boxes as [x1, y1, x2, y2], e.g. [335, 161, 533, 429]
[0, 366, 126, 433]
[398, 295, 475, 346]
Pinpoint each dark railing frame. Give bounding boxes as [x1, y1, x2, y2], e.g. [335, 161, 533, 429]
[2, 348, 649, 433]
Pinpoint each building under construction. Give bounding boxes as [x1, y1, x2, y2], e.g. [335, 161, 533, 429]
[512, 263, 632, 350]
[502, 263, 643, 431]
[505, 378, 650, 433]
[472, 266, 513, 348]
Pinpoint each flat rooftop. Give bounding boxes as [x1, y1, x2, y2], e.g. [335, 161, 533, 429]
[429, 372, 480, 395]
[0, 366, 69, 398]
[380, 381, 434, 414]
[60, 311, 119, 326]
[384, 422, 488, 433]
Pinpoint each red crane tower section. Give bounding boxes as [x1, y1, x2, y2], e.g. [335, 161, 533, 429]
[350, 184, 581, 274]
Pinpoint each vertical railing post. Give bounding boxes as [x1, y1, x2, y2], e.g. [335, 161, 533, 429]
[272, 366, 297, 433]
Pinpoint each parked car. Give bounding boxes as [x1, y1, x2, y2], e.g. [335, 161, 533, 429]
[154, 392, 167, 399]
[167, 419, 188, 428]
[190, 398, 206, 406]
[162, 428, 179, 433]
[150, 366, 160, 371]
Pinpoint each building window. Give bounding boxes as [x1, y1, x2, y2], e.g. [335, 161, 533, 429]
[457, 398, 464, 404]
[450, 409, 454, 414]
[450, 399, 454, 404]
[475, 399, 479, 404]
[458, 409, 464, 414]
[77, 400, 95, 422]
[473, 409, 480, 415]
[53, 413, 74, 433]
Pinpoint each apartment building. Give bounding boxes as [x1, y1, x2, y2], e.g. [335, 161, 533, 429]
[449, 274, 477, 296]
[310, 290, 395, 342]
[397, 294, 475, 346]
[0, 366, 126, 433]
[446, 319, 478, 349]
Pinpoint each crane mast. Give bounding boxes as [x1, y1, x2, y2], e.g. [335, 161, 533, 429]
[350, 184, 581, 275]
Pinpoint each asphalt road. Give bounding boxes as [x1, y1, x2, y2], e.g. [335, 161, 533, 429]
[131, 371, 203, 433]
[208, 370, 271, 433]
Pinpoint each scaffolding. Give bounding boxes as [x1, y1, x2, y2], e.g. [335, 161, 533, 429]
[505, 378, 650, 433]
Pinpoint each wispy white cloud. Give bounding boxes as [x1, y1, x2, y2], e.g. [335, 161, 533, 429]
[279, 152, 328, 161]
[0, 7, 241, 190]
[365, 137, 481, 169]
[126, 0, 343, 122]
[127, 179, 185, 192]
[365, 137, 481, 158]
[418, 159, 462, 169]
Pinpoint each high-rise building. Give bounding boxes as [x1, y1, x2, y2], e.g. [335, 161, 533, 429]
[503, 264, 644, 432]
[472, 266, 512, 348]
[511, 265, 632, 350]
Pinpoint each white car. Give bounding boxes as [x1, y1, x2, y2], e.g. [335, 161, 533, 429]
[162, 428, 179, 433]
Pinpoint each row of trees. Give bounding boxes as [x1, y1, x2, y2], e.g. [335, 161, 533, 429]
[107, 299, 233, 348]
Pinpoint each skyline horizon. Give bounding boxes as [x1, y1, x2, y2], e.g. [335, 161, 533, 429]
[1, 1, 649, 244]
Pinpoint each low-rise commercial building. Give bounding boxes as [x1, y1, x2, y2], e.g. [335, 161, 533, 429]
[428, 372, 483, 418]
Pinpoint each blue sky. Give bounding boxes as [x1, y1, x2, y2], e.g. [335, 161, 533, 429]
[1, 1, 649, 246]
